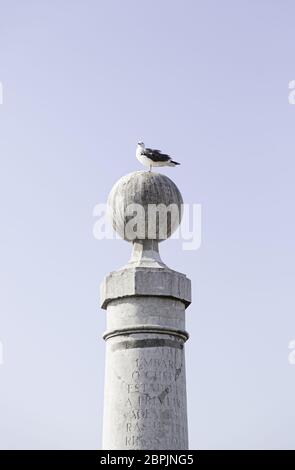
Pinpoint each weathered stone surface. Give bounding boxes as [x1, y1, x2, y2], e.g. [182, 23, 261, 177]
[104, 297, 188, 339]
[101, 171, 191, 450]
[107, 171, 183, 241]
[103, 331, 188, 450]
[100, 266, 191, 310]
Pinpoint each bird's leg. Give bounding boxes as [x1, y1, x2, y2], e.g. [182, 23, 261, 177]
[149, 164, 152, 172]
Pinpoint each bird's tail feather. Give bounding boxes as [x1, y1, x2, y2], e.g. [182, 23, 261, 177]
[169, 160, 180, 166]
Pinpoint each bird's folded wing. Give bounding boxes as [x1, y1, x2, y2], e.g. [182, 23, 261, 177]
[144, 148, 171, 162]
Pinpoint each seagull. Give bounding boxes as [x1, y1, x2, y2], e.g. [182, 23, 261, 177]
[136, 141, 180, 172]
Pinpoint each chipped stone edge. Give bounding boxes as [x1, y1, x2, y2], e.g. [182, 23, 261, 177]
[100, 267, 192, 310]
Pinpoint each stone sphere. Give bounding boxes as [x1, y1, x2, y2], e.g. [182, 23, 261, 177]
[107, 171, 183, 242]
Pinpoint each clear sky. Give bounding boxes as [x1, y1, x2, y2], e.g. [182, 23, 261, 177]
[0, 0, 295, 449]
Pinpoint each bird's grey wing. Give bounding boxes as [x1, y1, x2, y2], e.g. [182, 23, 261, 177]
[146, 148, 163, 154]
[144, 148, 171, 162]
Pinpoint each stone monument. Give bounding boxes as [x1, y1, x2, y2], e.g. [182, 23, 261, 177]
[100, 170, 191, 450]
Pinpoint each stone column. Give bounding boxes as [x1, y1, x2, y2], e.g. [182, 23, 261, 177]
[100, 171, 191, 450]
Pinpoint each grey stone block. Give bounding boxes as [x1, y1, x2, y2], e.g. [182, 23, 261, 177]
[100, 267, 191, 310]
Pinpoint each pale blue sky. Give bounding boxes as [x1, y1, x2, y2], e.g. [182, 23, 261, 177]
[0, 0, 295, 449]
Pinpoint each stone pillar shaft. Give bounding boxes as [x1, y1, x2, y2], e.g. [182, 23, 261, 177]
[101, 252, 191, 450]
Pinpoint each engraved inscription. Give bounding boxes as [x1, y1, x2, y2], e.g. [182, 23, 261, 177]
[110, 337, 187, 449]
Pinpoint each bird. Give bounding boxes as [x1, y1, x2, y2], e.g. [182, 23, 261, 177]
[136, 141, 180, 172]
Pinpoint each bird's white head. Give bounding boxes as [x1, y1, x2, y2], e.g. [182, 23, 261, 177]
[137, 141, 145, 148]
